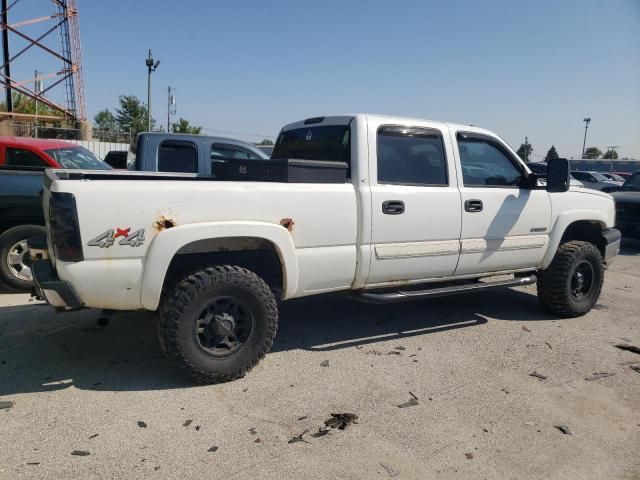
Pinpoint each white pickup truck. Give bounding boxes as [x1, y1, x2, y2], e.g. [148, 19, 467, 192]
[31, 114, 621, 383]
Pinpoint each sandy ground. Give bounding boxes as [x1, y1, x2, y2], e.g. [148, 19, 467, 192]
[1, 239, 639, 480]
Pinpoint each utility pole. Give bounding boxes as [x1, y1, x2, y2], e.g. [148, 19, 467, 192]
[166, 86, 176, 132]
[524, 136, 529, 162]
[581, 117, 591, 159]
[145, 49, 160, 132]
[34, 70, 42, 138]
[1, 0, 12, 113]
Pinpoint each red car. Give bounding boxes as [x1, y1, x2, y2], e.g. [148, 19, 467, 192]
[0, 136, 110, 169]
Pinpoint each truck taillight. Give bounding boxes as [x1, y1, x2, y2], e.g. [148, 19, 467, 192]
[49, 192, 83, 262]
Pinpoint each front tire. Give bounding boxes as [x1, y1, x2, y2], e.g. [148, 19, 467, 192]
[0, 225, 46, 291]
[537, 241, 604, 318]
[158, 266, 278, 384]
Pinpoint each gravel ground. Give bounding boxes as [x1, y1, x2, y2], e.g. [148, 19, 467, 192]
[1, 239, 639, 480]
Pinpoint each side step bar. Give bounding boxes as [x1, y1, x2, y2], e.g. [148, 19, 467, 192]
[352, 274, 537, 304]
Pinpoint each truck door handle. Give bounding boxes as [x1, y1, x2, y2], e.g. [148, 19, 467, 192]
[464, 199, 483, 212]
[382, 200, 405, 215]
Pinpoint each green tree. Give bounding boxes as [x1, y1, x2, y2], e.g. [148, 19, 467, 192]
[257, 138, 274, 145]
[93, 108, 117, 132]
[171, 118, 202, 134]
[0, 92, 62, 117]
[115, 95, 154, 135]
[516, 143, 533, 162]
[583, 147, 602, 159]
[544, 145, 559, 162]
[602, 148, 619, 159]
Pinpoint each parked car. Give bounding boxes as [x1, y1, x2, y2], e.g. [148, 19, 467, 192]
[31, 114, 619, 383]
[611, 172, 640, 238]
[0, 136, 110, 170]
[0, 139, 110, 290]
[104, 150, 128, 169]
[527, 162, 584, 187]
[601, 172, 626, 183]
[571, 171, 623, 191]
[127, 133, 269, 173]
[611, 171, 633, 179]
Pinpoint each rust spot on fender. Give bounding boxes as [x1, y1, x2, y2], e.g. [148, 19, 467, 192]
[154, 215, 176, 231]
[279, 217, 294, 232]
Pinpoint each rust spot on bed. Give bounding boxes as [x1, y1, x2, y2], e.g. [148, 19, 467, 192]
[154, 215, 176, 231]
[279, 217, 294, 232]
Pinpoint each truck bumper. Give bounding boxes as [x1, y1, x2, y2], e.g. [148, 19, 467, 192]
[31, 259, 83, 310]
[602, 228, 621, 264]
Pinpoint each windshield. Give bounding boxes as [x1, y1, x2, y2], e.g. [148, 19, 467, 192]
[591, 172, 609, 182]
[45, 146, 111, 170]
[272, 125, 351, 164]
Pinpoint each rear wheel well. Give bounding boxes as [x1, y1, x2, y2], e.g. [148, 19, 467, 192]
[162, 237, 284, 299]
[560, 220, 606, 257]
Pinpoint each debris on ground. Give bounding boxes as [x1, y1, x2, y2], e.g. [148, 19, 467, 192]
[207, 446, 218, 452]
[195, 425, 201, 431]
[71, 450, 90, 456]
[365, 350, 383, 355]
[617, 336, 632, 343]
[585, 372, 616, 381]
[254, 438, 261, 443]
[297, 416, 308, 421]
[465, 452, 474, 459]
[501, 387, 510, 394]
[288, 429, 310, 444]
[629, 365, 640, 373]
[554, 425, 572, 435]
[320, 360, 329, 367]
[522, 325, 531, 332]
[395, 346, 406, 351]
[324, 413, 358, 430]
[380, 462, 400, 477]
[26, 462, 40, 465]
[529, 371, 547, 380]
[137, 421, 147, 428]
[387, 351, 401, 356]
[88, 434, 99, 439]
[96, 317, 110, 327]
[397, 396, 419, 408]
[545, 342, 553, 349]
[183, 420, 193, 427]
[615, 344, 640, 355]
[310, 427, 330, 438]
[249, 427, 257, 435]
[0, 400, 14, 410]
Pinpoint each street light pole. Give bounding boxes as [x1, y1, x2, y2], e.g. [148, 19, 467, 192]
[145, 49, 160, 132]
[581, 117, 591, 159]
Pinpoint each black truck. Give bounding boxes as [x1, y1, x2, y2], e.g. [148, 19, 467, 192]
[0, 167, 48, 289]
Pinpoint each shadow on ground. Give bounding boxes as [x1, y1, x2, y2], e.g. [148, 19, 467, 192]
[0, 286, 555, 395]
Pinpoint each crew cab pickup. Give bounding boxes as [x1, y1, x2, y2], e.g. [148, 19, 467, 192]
[31, 114, 621, 383]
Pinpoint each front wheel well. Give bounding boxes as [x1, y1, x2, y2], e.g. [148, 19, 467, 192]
[161, 237, 284, 299]
[560, 220, 606, 258]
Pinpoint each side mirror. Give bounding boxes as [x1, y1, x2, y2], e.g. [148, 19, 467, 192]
[547, 158, 570, 193]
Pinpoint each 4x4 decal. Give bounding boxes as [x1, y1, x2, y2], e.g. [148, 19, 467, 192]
[87, 228, 146, 248]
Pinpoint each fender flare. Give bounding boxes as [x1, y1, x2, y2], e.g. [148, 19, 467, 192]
[140, 221, 299, 310]
[541, 210, 610, 269]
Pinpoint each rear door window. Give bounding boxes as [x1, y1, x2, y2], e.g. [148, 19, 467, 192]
[158, 140, 198, 173]
[5, 147, 46, 167]
[377, 126, 448, 185]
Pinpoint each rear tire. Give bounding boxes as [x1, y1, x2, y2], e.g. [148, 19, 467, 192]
[0, 225, 46, 291]
[537, 241, 604, 318]
[158, 265, 278, 384]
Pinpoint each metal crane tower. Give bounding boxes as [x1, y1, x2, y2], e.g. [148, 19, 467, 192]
[0, 0, 86, 124]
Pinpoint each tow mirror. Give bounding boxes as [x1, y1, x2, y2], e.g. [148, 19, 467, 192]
[547, 158, 570, 193]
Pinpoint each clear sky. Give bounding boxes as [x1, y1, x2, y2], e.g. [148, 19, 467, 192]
[7, 0, 640, 159]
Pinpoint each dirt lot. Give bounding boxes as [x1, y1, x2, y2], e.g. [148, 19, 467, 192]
[1, 240, 639, 480]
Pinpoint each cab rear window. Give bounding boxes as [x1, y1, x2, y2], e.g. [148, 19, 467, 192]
[272, 125, 350, 166]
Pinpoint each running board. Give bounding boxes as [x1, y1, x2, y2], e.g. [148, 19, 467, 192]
[352, 274, 537, 304]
